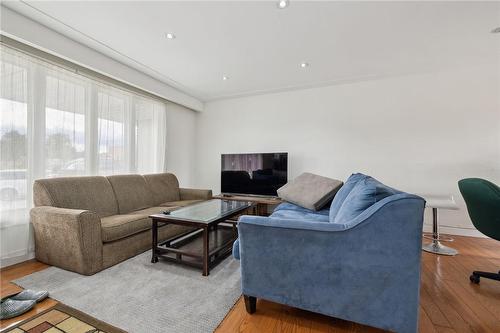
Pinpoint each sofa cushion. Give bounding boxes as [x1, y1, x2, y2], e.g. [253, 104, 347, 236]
[100, 206, 166, 242]
[270, 209, 330, 222]
[277, 172, 343, 211]
[129, 206, 175, 215]
[33, 176, 118, 217]
[144, 173, 180, 205]
[274, 202, 330, 216]
[101, 215, 151, 242]
[333, 177, 400, 224]
[159, 200, 203, 208]
[107, 175, 154, 214]
[329, 173, 368, 222]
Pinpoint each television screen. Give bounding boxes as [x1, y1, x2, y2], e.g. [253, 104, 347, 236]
[221, 152, 288, 197]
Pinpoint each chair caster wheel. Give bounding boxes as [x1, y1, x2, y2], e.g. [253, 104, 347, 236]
[470, 274, 480, 284]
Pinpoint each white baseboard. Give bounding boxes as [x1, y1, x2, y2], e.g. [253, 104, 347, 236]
[422, 224, 486, 238]
[0, 250, 35, 268]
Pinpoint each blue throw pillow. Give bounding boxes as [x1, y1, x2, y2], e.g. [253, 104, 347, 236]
[329, 173, 368, 222]
[333, 177, 399, 224]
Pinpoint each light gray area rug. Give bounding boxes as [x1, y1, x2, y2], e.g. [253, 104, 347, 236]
[14, 251, 242, 333]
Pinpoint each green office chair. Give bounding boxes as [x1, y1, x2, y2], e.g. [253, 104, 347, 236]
[458, 178, 500, 284]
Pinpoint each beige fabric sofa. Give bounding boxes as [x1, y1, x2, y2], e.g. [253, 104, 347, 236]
[30, 173, 212, 275]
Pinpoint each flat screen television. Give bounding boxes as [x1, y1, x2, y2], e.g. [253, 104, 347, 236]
[221, 152, 288, 197]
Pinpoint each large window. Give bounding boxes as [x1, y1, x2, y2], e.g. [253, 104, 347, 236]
[45, 73, 87, 177]
[0, 45, 167, 266]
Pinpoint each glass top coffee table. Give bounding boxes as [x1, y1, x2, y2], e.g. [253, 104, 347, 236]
[149, 199, 253, 276]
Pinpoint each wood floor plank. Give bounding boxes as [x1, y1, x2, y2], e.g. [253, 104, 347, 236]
[420, 269, 474, 333]
[420, 286, 451, 328]
[216, 298, 247, 333]
[274, 305, 308, 333]
[446, 253, 500, 321]
[435, 326, 459, 333]
[444, 280, 500, 332]
[1, 236, 499, 333]
[1, 260, 50, 298]
[419, 306, 439, 333]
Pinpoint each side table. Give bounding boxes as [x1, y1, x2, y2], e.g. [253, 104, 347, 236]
[420, 195, 459, 256]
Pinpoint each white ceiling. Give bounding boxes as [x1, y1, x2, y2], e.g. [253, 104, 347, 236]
[3, 1, 500, 102]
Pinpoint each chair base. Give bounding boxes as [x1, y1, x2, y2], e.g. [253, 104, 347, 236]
[244, 295, 256, 314]
[470, 270, 500, 284]
[422, 240, 458, 256]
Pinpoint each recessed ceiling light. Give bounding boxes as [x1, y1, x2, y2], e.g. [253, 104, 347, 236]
[277, 0, 289, 9]
[491, 27, 500, 33]
[222, 75, 229, 81]
[300, 62, 309, 68]
[165, 33, 176, 39]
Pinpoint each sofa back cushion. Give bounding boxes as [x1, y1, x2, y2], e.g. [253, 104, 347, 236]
[143, 173, 180, 205]
[107, 175, 154, 214]
[333, 176, 400, 224]
[33, 176, 118, 217]
[329, 173, 368, 222]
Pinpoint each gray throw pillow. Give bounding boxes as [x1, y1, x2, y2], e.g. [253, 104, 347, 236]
[277, 172, 343, 211]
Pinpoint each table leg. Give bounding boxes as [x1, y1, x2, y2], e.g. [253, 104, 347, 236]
[232, 222, 238, 237]
[257, 203, 268, 216]
[151, 220, 159, 263]
[422, 208, 458, 256]
[203, 226, 209, 276]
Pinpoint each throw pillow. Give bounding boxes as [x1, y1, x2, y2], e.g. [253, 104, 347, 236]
[333, 176, 399, 223]
[277, 172, 343, 211]
[329, 173, 369, 222]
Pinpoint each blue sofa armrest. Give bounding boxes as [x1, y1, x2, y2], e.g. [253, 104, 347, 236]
[237, 194, 425, 333]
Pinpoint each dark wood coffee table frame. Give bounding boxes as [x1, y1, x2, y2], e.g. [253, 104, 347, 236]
[150, 202, 252, 276]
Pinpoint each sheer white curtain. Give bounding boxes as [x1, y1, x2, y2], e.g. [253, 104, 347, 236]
[135, 97, 166, 174]
[97, 86, 130, 175]
[45, 69, 88, 178]
[0, 45, 168, 267]
[0, 47, 32, 266]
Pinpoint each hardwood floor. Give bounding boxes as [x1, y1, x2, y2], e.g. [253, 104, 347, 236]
[1, 235, 499, 332]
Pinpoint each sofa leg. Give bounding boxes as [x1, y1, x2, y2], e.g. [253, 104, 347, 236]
[243, 295, 256, 314]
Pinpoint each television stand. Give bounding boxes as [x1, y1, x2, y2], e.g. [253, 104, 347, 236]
[213, 194, 282, 216]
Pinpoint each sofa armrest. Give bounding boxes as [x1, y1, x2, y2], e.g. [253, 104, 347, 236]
[237, 196, 425, 333]
[179, 188, 213, 200]
[30, 206, 103, 275]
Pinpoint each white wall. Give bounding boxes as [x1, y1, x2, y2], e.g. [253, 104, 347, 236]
[166, 103, 198, 187]
[196, 65, 500, 235]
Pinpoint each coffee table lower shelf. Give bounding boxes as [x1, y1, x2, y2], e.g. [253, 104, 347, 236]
[151, 222, 237, 276]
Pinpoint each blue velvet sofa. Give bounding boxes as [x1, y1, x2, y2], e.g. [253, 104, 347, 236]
[233, 174, 425, 333]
